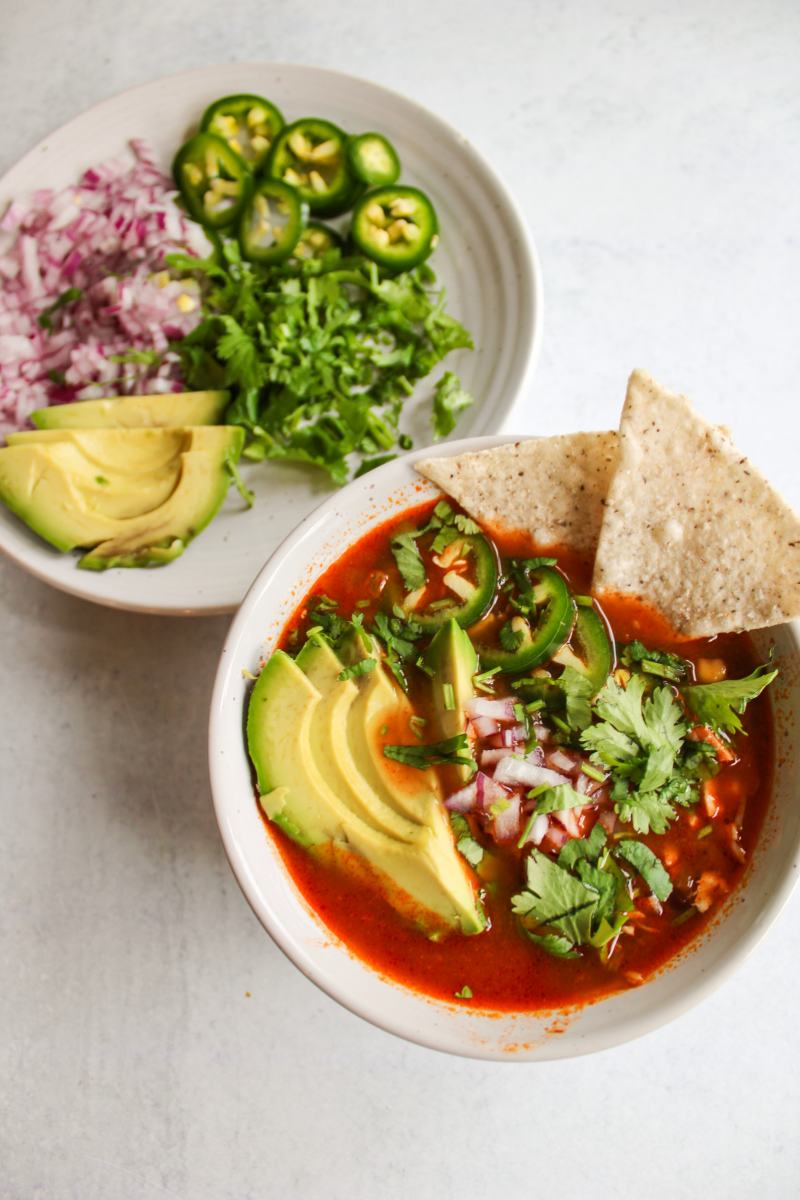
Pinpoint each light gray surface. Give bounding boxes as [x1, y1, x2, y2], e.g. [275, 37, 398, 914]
[2, 1, 799, 1197]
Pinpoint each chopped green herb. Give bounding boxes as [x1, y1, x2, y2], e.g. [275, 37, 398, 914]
[681, 660, 778, 735]
[409, 715, 427, 739]
[529, 782, 590, 816]
[474, 666, 501, 693]
[450, 814, 484, 868]
[621, 641, 689, 681]
[697, 824, 713, 839]
[672, 907, 697, 927]
[94, 475, 109, 486]
[383, 733, 474, 770]
[38, 287, 83, 331]
[338, 657, 377, 682]
[442, 682, 456, 711]
[432, 371, 475, 439]
[580, 762, 606, 783]
[499, 621, 525, 652]
[454, 985, 473, 999]
[391, 531, 426, 592]
[524, 931, 580, 959]
[613, 839, 673, 902]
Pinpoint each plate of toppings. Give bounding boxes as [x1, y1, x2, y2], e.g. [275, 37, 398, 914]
[0, 63, 540, 613]
[210, 370, 800, 1059]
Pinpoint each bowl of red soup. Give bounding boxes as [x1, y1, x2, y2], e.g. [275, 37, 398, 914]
[210, 424, 800, 1060]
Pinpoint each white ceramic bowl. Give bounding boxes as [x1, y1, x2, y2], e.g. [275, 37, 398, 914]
[0, 62, 542, 615]
[209, 438, 800, 1060]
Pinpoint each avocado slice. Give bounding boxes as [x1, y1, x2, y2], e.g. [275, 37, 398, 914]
[0, 425, 244, 568]
[295, 637, 424, 842]
[247, 649, 485, 934]
[424, 618, 478, 782]
[30, 390, 229, 430]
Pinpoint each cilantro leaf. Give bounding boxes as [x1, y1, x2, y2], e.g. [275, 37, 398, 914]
[612, 783, 679, 835]
[432, 371, 475, 439]
[613, 839, 673, 902]
[391, 531, 426, 592]
[681, 662, 778, 735]
[383, 733, 474, 770]
[454, 985, 473, 999]
[621, 641, 689, 681]
[524, 931, 580, 959]
[556, 666, 594, 731]
[530, 782, 590, 816]
[337, 658, 377, 682]
[38, 287, 83, 331]
[449, 814, 484, 867]
[557, 822, 607, 871]
[499, 621, 525, 652]
[511, 850, 597, 944]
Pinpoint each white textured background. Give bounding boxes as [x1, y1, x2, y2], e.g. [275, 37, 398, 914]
[2, 2, 799, 1197]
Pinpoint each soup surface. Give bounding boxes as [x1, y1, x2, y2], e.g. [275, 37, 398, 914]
[255, 498, 774, 1011]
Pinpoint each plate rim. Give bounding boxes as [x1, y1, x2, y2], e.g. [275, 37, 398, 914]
[0, 61, 543, 615]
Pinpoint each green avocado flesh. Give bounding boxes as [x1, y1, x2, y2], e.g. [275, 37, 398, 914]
[30, 389, 229, 430]
[424, 618, 478, 782]
[247, 644, 485, 934]
[0, 425, 244, 569]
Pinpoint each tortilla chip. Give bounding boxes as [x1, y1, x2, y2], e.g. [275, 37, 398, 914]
[416, 433, 618, 554]
[592, 370, 800, 635]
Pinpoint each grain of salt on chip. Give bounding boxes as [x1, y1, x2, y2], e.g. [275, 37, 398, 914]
[416, 432, 618, 555]
[592, 369, 800, 636]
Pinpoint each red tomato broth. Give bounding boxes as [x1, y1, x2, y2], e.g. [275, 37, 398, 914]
[264, 499, 774, 1011]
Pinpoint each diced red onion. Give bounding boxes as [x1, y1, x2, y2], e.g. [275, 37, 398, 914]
[466, 697, 516, 722]
[532, 722, 551, 744]
[477, 773, 512, 812]
[521, 812, 549, 847]
[554, 808, 581, 837]
[480, 748, 507, 768]
[598, 810, 617, 834]
[470, 715, 500, 739]
[492, 794, 521, 841]
[575, 771, 591, 795]
[444, 781, 478, 812]
[545, 748, 581, 775]
[494, 757, 568, 790]
[543, 826, 568, 850]
[0, 139, 211, 434]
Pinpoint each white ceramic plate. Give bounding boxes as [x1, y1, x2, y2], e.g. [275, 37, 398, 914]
[209, 438, 800, 1060]
[0, 63, 541, 615]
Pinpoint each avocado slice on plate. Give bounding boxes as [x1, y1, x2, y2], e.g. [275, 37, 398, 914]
[247, 649, 485, 934]
[0, 425, 244, 569]
[424, 618, 478, 781]
[30, 389, 229, 430]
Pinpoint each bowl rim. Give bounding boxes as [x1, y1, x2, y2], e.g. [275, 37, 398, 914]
[0, 60, 544, 617]
[208, 435, 800, 1059]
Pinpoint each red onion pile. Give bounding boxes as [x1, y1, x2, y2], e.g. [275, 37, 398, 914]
[0, 139, 210, 434]
[444, 696, 609, 850]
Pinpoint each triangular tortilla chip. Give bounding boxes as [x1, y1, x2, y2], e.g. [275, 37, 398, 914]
[592, 370, 800, 635]
[416, 433, 618, 555]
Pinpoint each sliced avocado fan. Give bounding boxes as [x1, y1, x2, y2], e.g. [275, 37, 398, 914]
[0, 425, 244, 569]
[30, 389, 229, 430]
[247, 645, 485, 935]
[424, 618, 478, 782]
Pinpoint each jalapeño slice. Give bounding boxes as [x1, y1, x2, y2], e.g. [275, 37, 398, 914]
[476, 566, 577, 674]
[552, 602, 615, 693]
[350, 186, 438, 270]
[267, 118, 357, 217]
[172, 133, 252, 229]
[412, 534, 498, 633]
[238, 178, 307, 264]
[292, 220, 343, 260]
[200, 93, 285, 172]
[347, 132, 401, 186]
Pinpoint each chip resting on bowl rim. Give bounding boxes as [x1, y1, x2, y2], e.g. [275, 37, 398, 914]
[591, 370, 800, 637]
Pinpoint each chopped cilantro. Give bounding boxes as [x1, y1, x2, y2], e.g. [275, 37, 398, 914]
[556, 666, 594, 731]
[557, 822, 607, 870]
[173, 249, 474, 482]
[383, 733, 474, 770]
[474, 666, 501, 693]
[442, 682, 456, 711]
[337, 657, 377, 682]
[681, 661, 778, 735]
[580, 761, 606, 783]
[524, 931, 580, 959]
[511, 850, 598, 945]
[613, 839, 673, 902]
[391, 531, 426, 592]
[499, 621, 525, 652]
[620, 641, 689, 681]
[454, 985, 473, 999]
[432, 371, 475, 439]
[529, 782, 590, 816]
[697, 824, 713, 840]
[450, 814, 484, 868]
[38, 287, 83, 330]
